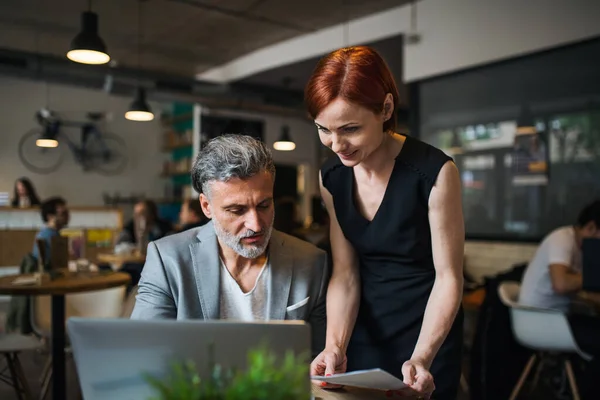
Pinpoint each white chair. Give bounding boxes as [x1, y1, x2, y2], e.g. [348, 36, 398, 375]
[31, 286, 127, 399]
[498, 281, 591, 400]
[0, 333, 42, 400]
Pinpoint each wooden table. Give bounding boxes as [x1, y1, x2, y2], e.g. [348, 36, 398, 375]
[97, 252, 146, 265]
[313, 384, 400, 399]
[0, 271, 131, 400]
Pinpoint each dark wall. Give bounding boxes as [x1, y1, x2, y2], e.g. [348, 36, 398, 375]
[418, 38, 600, 241]
[200, 115, 264, 143]
[420, 38, 600, 135]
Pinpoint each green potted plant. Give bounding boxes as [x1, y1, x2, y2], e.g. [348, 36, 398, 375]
[144, 344, 312, 400]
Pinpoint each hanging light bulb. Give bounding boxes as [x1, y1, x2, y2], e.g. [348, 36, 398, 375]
[67, 11, 110, 65]
[36, 138, 59, 148]
[516, 105, 536, 135]
[125, 0, 154, 122]
[36, 130, 59, 148]
[125, 87, 154, 121]
[273, 125, 295, 151]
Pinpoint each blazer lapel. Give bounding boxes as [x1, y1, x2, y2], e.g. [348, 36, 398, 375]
[190, 223, 220, 319]
[268, 232, 293, 320]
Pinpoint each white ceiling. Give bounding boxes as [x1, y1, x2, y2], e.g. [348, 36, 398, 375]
[0, 0, 411, 78]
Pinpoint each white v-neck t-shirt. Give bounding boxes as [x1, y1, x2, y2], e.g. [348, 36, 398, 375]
[219, 258, 270, 321]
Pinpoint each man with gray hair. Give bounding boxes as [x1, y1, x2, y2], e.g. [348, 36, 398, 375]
[131, 134, 328, 356]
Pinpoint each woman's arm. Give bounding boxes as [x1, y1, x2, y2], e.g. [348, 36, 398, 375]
[403, 161, 465, 394]
[310, 172, 360, 379]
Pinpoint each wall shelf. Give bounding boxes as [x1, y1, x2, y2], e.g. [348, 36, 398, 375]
[160, 171, 190, 178]
[161, 142, 193, 152]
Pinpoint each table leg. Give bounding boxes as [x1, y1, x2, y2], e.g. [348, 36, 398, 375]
[51, 295, 66, 400]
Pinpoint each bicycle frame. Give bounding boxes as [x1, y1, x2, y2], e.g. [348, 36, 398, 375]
[39, 115, 109, 166]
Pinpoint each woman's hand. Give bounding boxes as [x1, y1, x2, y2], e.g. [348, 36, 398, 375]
[397, 359, 435, 399]
[310, 346, 347, 389]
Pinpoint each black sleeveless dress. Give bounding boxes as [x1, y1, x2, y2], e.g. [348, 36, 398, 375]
[321, 135, 464, 399]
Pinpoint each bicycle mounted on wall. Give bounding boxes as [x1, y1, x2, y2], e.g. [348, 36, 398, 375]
[18, 109, 128, 175]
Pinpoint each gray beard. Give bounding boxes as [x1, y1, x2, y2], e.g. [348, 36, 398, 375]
[213, 217, 273, 259]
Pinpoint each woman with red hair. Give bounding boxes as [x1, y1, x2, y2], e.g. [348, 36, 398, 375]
[306, 46, 464, 399]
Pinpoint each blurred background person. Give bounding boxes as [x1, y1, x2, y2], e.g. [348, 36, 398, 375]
[117, 200, 173, 249]
[32, 197, 70, 262]
[177, 199, 209, 232]
[11, 177, 41, 208]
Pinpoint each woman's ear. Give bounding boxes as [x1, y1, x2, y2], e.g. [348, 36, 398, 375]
[383, 93, 395, 121]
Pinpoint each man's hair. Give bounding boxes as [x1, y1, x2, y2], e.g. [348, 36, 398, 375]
[577, 199, 600, 228]
[191, 134, 275, 196]
[41, 197, 66, 223]
[186, 199, 204, 218]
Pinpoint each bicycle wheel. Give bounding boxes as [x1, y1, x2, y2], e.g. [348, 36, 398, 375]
[17, 128, 65, 174]
[86, 133, 129, 176]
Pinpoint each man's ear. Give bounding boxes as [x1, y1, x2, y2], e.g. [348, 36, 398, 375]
[199, 194, 211, 219]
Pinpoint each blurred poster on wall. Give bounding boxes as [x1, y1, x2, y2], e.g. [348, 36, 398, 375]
[511, 130, 549, 186]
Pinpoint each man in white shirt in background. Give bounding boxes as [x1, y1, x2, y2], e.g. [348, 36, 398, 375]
[519, 200, 600, 311]
[519, 199, 600, 399]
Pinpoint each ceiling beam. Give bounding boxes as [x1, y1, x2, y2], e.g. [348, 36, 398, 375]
[0, 47, 307, 117]
[168, 0, 314, 33]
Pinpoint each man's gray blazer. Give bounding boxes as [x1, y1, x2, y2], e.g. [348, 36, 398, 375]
[131, 221, 329, 355]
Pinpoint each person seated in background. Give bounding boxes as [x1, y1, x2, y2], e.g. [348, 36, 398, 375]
[131, 134, 329, 356]
[32, 197, 70, 262]
[117, 200, 173, 248]
[114, 200, 172, 288]
[519, 199, 600, 399]
[177, 199, 209, 231]
[11, 177, 41, 208]
[519, 199, 600, 311]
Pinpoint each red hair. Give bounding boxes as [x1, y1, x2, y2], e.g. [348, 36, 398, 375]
[304, 46, 400, 132]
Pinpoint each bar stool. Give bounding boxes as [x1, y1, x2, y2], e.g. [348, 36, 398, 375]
[0, 333, 42, 400]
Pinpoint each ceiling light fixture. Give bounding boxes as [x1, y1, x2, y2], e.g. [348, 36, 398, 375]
[273, 125, 296, 151]
[35, 138, 59, 148]
[516, 105, 536, 135]
[66, 9, 110, 65]
[125, 87, 154, 121]
[126, 0, 154, 122]
[35, 129, 59, 148]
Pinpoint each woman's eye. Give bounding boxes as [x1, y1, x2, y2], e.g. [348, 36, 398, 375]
[344, 126, 359, 133]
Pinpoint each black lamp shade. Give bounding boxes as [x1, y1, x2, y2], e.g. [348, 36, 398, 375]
[517, 105, 536, 134]
[279, 126, 292, 142]
[125, 87, 154, 121]
[67, 11, 110, 64]
[273, 125, 295, 151]
[36, 129, 59, 147]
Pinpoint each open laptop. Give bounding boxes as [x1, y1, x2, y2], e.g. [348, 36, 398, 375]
[582, 237, 600, 292]
[67, 318, 312, 400]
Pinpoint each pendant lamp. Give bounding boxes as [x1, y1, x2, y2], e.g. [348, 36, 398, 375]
[125, 0, 154, 122]
[66, 11, 110, 65]
[273, 125, 295, 151]
[125, 87, 154, 121]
